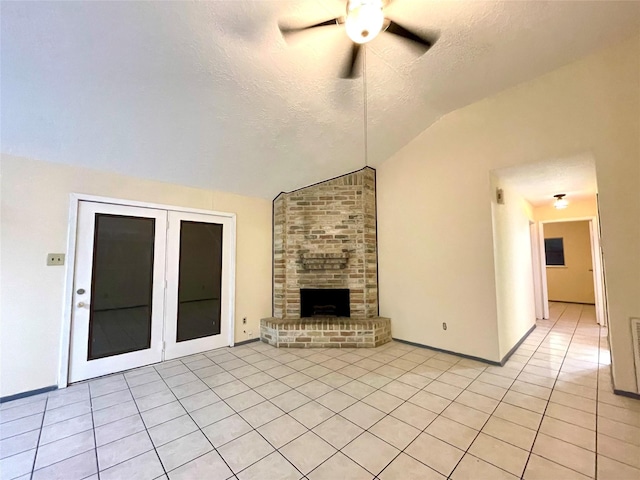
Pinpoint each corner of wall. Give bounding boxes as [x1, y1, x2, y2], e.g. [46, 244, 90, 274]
[490, 180, 537, 359]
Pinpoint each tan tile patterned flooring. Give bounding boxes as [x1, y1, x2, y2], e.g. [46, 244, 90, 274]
[1, 302, 639, 479]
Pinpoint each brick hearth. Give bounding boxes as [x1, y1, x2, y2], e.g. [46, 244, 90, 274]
[260, 317, 391, 348]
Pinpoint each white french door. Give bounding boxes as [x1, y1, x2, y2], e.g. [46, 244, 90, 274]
[69, 200, 234, 383]
[69, 202, 167, 382]
[164, 211, 233, 360]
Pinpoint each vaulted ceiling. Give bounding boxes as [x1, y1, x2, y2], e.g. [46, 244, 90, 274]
[2, 1, 639, 198]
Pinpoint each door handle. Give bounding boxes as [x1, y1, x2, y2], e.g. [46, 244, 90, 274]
[588, 269, 593, 272]
[77, 302, 90, 308]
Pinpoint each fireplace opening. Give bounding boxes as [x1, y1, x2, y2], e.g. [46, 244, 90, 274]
[300, 288, 350, 318]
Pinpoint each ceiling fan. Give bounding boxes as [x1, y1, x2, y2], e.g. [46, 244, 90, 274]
[279, 0, 438, 78]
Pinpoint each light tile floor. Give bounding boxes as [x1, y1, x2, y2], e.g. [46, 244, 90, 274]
[1, 302, 639, 479]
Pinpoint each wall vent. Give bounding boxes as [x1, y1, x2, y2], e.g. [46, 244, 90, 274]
[631, 318, 640, 391]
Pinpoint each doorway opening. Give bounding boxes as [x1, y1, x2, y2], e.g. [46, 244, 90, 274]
[539, 217, 607, 326]
[491, 154, 608, 330]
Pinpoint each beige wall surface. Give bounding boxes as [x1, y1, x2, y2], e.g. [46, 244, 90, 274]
[0, 155, 272, 397]
[377, 35, 640, 391]
[544, 221, 595, 304]
[491, 181, 537, 359]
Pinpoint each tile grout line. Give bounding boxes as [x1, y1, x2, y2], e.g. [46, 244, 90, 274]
[191, 350, 317, 476]
[133, 323, 621, 475]
[205, 347, 349, 477]
[219, 341, 441, 477]
[186, 327, 579, 477]
[514, 303, 570, 478]
[443, 368, 519, 477]
[219, 342, 428, 477]
[23, 394, 98, 479]
[60, 352, 283, 476]
[444, 304, 568, 479]
[594, 313, 602, 479]
[0, 418, 43, 458]
[20, 350, 392, 478]
[128, 363, 230, 479]
[519, 303, 589, 478]
[18, 390, 170, 478]
[517, 304, 607, 474]
[591, 339, 640, 467]
[0, 342, 505, 476]
[150, 356, 279, 479]
[97, 371, 176, 479]
[87, 383, 101, 480]
[511, 304, 567, 480]
[296, 347, 493, 477]
[343, 342, 526, 478]
[197, 387, 307, 477]
[0, 396, 90, 444]
[6, 308, 623, 480]
[139, 341, 484, 477]
[27, 396, 48, 480]
[292, 358, 422, 477]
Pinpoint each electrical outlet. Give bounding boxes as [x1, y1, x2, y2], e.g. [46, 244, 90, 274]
[442, 322, 447, 331]
[47, 253, 65, 266]
[243, 317, 247, 325]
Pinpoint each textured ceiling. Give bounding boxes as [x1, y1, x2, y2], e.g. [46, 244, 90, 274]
[1, 1, 639, 199]
[494, 154, 597, 207]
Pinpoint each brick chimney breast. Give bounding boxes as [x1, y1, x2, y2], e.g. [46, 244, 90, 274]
[272, 167, 378, 319]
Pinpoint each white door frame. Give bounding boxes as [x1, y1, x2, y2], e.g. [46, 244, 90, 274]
[536, 223, 551, 321]
[58, 193, 237, 389]
[529, 221, 546, 319]
[536, 216, 607, 326]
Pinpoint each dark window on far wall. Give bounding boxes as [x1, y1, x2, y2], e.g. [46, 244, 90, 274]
[545, 237, 565, 266]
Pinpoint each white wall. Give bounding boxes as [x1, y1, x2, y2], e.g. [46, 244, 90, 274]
[378, 34, 640, 391]
[0, 155, 272, 397]
[491, 181, 536, 359]
[376, 134, 501, 362]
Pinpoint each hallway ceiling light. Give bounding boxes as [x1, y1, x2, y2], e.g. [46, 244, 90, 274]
[553, 194, 569, 209]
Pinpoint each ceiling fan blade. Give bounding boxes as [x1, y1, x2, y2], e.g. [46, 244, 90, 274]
[279, 17, 342, 37]
[384, 20, 438, 50]
[340, 43, 362, 79]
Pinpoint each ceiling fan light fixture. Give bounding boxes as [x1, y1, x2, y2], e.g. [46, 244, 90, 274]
[553, 194, 569, 209]
[345, 0, 385, 44]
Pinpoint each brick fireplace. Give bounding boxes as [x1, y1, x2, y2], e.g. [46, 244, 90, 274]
[261, 167, 391, 348]
[272, 167, 379, 318]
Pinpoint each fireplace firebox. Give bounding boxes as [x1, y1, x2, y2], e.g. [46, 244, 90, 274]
[300, 288, 350, 318]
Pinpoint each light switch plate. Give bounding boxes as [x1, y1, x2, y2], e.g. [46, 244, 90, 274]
[47, 253, 65, 266]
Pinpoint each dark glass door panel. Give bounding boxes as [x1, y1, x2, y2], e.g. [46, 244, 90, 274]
[176, 221, 223, 342]
[88, 214, 155, 360]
